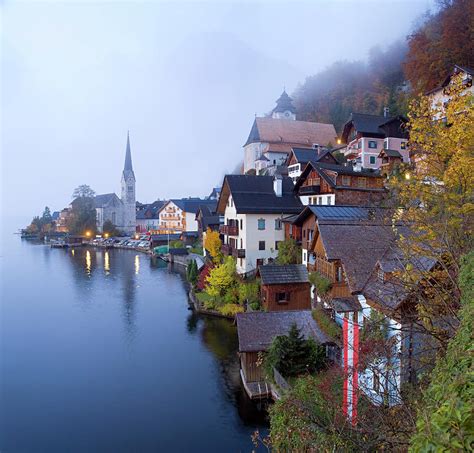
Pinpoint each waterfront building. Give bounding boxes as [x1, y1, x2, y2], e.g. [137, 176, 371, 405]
[257, 264, 311, 311]
[293, 161, 386, 206]
[157, 198, 216, 234]
[243, 91, 337, 174]
[136, 201, 166, 233]
[341, 112, 409, 170]
[216, 175, 303, 276]
[236, 310, 335, 399]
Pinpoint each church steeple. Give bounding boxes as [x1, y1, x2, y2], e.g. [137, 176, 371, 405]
[272, 90, 296, 120]
[123, 131, 135, 178]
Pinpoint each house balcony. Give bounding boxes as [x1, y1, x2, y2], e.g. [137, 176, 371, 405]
[221, 244, 246, 258]
[299, 185, 321, 195]
[232, 248, 246, 258]
[219, 225, 239, 236]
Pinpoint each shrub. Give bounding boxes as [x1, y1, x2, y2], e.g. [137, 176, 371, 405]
[276, 238, 302, 265]
[238, 280, 260, 305]
[218, 303, 244, 317]
[170, 240, 184, 248]
[264, 323, 326, 378]
[312, 307, 341, 340]
[206, 256, 237, 298]
[248, 301, 261, 311]
[309, 271, 332, 295]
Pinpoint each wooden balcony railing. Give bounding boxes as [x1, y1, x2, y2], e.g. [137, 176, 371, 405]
[299, 185, 321, 195]
[221, 244, 245, 258]
[307, 256, 336, 282]
[219, 225, 239, 236]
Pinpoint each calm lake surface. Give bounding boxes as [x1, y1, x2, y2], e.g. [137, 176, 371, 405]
[0, 237, 267, 452]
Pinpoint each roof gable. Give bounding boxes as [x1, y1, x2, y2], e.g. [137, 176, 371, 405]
[258, 264, 309, 285]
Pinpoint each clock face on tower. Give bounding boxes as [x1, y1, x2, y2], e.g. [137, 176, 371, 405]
[284, 111, 291, 118]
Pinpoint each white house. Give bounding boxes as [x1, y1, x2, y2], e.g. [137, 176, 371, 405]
[216, 175, 303, 275]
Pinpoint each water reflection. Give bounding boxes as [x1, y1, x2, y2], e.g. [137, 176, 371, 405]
[134, 254, 140, 275]
[85, 250, 91, 276]
[104, 251, 110, 275]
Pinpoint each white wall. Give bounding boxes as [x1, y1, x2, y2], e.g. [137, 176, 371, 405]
[243, 142, 268, 173]
[185, 211, 198, 232]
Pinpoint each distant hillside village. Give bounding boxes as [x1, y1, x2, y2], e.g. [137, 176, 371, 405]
[25, 63, 473, 450]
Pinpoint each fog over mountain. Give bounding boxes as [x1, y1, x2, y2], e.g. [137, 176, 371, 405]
[1, 0, 434, 227]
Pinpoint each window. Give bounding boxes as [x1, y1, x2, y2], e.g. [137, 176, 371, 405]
[336, 266, 343, 282]
[276, 292, 289, 304]
[400, 141, 406, 150]
[240, 238, 243, 248]
[128, 185, 133, 192]
[384, 139, 389, 149]
[240, 219, 243, 230]
[239, 258, 243, 267]
[258, 218, 266, 230]
[342, 176, 350, 186]
[368, 140, 377, 149]
[259, 241, 265, 250]
[275, 218, 282, 230]
[357, 177, 367, 188]
[357, 141, 361, 149]
[112, 212, 116, 224]
[369, 156, 376, 165]
[275, 241, 280, 250]
[326, 196, 331, 205]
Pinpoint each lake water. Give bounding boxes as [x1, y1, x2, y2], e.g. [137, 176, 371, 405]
[0, 237, 268, 452]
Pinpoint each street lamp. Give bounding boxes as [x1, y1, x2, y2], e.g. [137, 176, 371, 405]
[104, 233, 109, 239]
[85, 231, 91, 237]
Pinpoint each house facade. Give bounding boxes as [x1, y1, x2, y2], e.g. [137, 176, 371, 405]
[157, 198, 216, 234]
[216, 175, 303, 275]
[294, 161, 386, 206]
[136, 201, 165, 233]
[286, 147, 339, 183]
[243, 91, 337, 174]
[341, 113, 409, 170]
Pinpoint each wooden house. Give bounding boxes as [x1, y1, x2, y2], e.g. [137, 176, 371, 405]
[294, 161, 386, 206]
[257, 264, 311, 311]
[286, 146, 339, 183]
[236, 311, 334, 398]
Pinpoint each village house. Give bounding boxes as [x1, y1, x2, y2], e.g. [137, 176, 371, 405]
[136, 201, 166, 233]
[236, 310, 334, 399]
[243, 91, 337, 174]
[426, 64, 473, 115]
[377, 148, 405, 177]
[294, 161, 386, 206]
[341, 112, 409, 170]
[296, 205, 436, 413]
[257, 264, 311, 311]
[195, 204, 222, 255]
[157, 198, 216, 235]
[216, 175, 303, 276]
[286, 146, 339, 183]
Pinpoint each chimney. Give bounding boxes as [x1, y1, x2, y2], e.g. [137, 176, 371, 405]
[383, 106, 390, 118]
[273, 175, 283, 197]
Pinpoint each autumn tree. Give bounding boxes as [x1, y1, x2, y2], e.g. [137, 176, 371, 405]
[203, 228, 222, 263]
[389, 74, 473, 347]
[205, 256, 236, 299]
[404, 0, 474, 94]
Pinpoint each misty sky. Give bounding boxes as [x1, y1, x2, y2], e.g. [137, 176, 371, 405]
[1, 0, 435, 226]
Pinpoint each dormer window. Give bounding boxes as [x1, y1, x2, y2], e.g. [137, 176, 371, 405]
[401, 142, 406, 150]
[368, 140, 377, 149]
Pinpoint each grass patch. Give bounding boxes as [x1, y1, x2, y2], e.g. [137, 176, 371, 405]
[312, 307, 342, 340]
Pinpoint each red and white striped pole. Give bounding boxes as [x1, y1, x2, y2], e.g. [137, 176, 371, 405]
[342, 311, 360, 426]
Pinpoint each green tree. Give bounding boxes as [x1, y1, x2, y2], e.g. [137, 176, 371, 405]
[276, 238, 302, 265]
[265, 323, 326, 378]
[41, 206, 52, 224]
[205, 256, 237, 299]
[67, 186, 97, 235]
[187, 259, 199, 285]
[72, 184, 96, 199]
[102, 220, 120, 237]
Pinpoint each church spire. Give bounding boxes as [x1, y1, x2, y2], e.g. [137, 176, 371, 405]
[124, 130, 133, 173]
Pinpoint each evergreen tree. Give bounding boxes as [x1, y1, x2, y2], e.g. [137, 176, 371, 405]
[41, 206, 52, 224]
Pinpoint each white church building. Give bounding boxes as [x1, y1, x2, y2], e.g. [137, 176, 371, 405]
[94, 133, 137, 235]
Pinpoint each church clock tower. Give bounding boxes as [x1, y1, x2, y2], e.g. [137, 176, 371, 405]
[121, 131, 136, 235]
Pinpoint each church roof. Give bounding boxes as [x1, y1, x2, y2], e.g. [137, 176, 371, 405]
[244, 117, 337, 149]
[272, 90, 296, 114]
[94, 193, 123, 208]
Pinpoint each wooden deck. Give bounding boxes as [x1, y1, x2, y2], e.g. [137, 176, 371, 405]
[240, 369, 271, 399]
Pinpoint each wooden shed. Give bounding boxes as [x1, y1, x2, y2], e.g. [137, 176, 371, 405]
[257, 264, 311, 311]
[236, 311, 334, 399]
